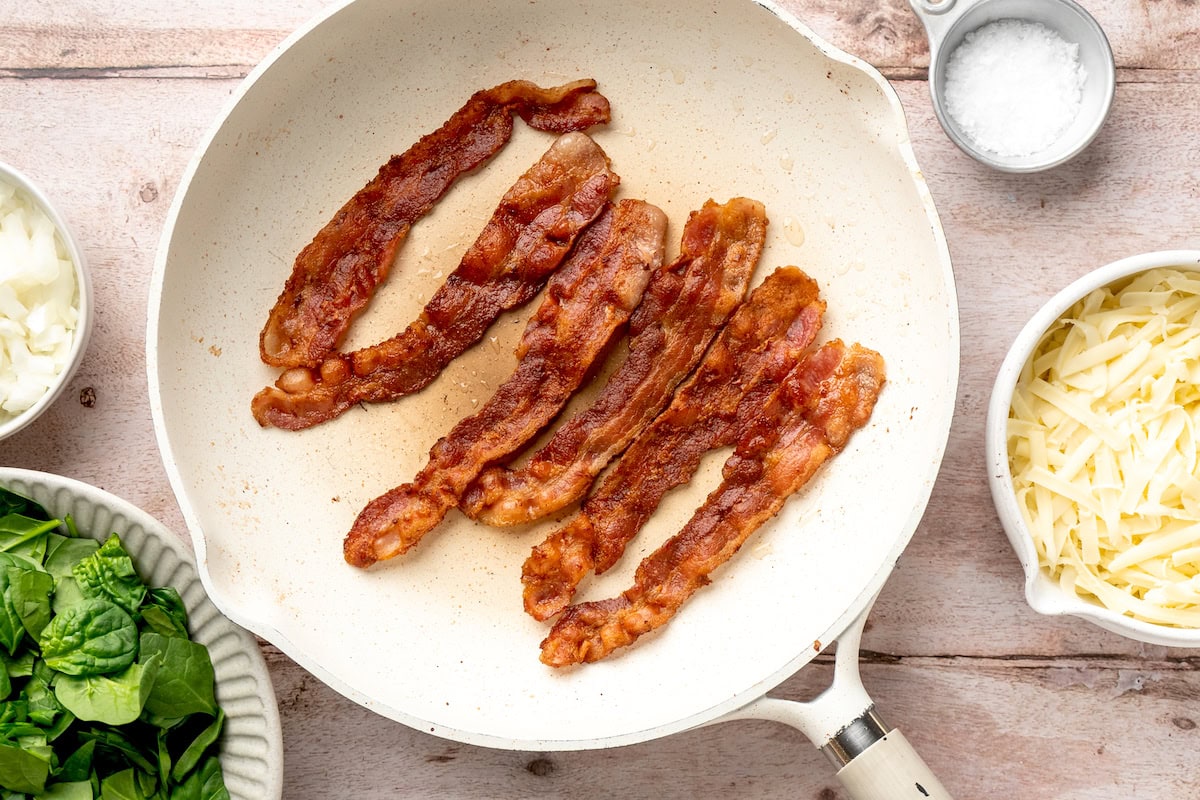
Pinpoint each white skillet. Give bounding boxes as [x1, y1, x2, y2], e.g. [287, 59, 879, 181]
[147, 1, 960, 796]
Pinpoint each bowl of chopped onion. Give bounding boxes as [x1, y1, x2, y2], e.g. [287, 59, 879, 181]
[987, 250, 1200, 647]
[0, 161, 93, 441]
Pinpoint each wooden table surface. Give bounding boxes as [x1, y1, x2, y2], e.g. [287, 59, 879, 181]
[3, 1, 1199, 797]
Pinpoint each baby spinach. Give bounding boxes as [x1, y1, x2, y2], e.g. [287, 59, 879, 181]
[139, 635, 215, 721]
[0, 487, 230, 799]
[40, 598, 137, 677]
[55, 655, 159, 726]
[8, 570, 53, 641]
[43, 539, 99, 582]
[0, 739, 50, 794]
[138, 592, 187, 642]
[36, 782, 91, 800]
[72, 537, 146, 618]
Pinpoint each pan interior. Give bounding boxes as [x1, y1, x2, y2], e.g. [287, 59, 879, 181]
[149, 0, 957, 749]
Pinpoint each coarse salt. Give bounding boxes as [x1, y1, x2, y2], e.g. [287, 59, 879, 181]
[943, 19, 1087, 158]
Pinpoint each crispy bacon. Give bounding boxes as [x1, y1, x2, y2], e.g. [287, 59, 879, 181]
[343, 199, 668, 568]
[521, 267, 826, 620]
[252, 132, 619, 430]
[259, 79, 612, 369]
[460, 198, 767, 527]
[539, 341, 886, 666]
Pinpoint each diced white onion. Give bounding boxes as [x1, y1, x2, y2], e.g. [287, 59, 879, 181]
[1009, 268, 1200, 627]
[0, 176, 79, 420]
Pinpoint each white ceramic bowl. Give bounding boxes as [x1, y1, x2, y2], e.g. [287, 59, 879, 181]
[986, 250, 1200, 647]
[0, 467, 284, 798]
[0, 162, 94, 442]
[910, 0, 1116, 173]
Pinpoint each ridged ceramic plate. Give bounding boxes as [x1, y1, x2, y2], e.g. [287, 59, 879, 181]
[0, 468, 283, 800]
[149, 0, 957, 751]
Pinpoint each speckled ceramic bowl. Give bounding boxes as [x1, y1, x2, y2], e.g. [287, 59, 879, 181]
[0, 468, 284, 798]
[0, 162, 94, 442]
[987, 250, 1200, 647]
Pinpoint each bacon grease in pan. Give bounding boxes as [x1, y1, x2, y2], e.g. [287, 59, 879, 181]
[259, 79, 611, 370]
[521, 266, 826, 621]
[343, 199, 669, 568]
[540, 341, 886, 667]
[251, 131, 619, 430]
[460, 197, 767, 527]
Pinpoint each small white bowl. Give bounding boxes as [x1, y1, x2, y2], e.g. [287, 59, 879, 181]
[0, 162, 94, 442]
[986, 250, 1200, 647]
[909, 0, 1116, 173]
[0, 467, 284, 799]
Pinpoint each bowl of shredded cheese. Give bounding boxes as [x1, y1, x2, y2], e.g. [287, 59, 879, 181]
[0, 161, 92, 441]
[988, 250, 1200, 646]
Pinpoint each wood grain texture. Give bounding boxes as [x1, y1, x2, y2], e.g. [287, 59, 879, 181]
[1, 1, 1199, 798]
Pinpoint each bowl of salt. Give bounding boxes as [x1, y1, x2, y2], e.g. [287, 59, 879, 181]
[908, 0, 1115, 173]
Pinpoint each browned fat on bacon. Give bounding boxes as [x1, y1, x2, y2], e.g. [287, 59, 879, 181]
[521, 266, 826, 621]
[251, 131, 619, 430]
[343, 199, 668, 568]
[539, 340, 886, 667]
[258, 79, 611, 370]
[460, 198, 767, 528]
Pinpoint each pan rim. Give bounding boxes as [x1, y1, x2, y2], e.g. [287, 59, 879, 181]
[147, 0, 959, 750]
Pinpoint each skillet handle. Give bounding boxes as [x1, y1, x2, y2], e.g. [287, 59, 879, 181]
[834, 727, 951, 799]
[712, 595, 955, 799]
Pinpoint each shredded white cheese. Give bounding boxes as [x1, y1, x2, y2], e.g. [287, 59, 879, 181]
[0, 176, 79, 421]
[1009, 268, 1200, 627]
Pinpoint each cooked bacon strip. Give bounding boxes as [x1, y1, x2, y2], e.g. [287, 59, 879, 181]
[252, 132, 619, 430]
[460, 198, 767, 527]
[521, 267, 826, 620]
[260, 79, 611, 369]
[343, 200, 668, 568]
[540, 341, 886, 666]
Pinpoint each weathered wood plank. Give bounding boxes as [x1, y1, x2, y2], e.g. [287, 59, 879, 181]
[776, 0, 1200, 74]
[0, 76, 236, 527]
[1, 1, 1198, 76]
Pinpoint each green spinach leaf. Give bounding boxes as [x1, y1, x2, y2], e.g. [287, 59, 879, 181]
[167, 754, 227, 800]
[51, 577, 86, 619]
[99, 767, 154, 800]
[0, 738, 51, 794]
[54, 655, 160, 726]
[5, 650, 34, 680]
[37, 780, 94, 799]
[0, 489, 50, 521]
[44, 536, 101, 581]
[24, 661, 63, 729]
[8, 567, 54, 640]
[169, 710, 223, 783]
[0, 513, 56, 562]
[40, 598, 138, 677]
[53, 738, 95, 782]
[72, 537, 145, 618]
[138, 590, 188, 640]
[0, 583, 25, 657]
[140, 634, 216, 720]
